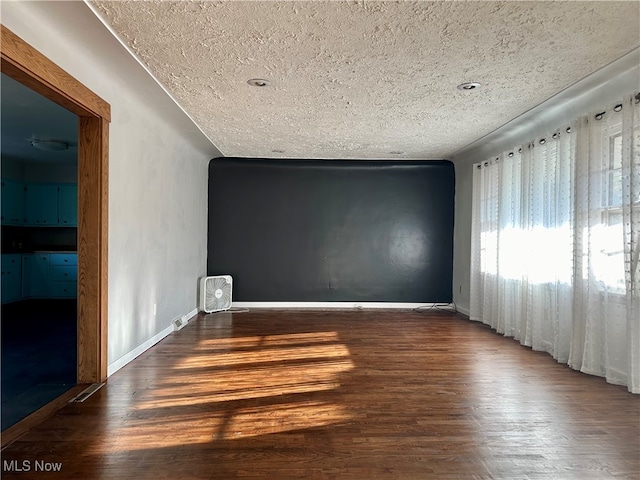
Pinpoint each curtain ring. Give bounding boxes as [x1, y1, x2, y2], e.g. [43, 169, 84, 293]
[613, 104, 623, 112]
[552, 132, 559, 139]
[594, 111, 605, 120]
[508, 152, 514, 157]
[635, 93, 640, 104]
[484, 161, 489, 167]
[539, 138, 546, 145]
[477, 164, 481, 170]
[518, 147, 522, 153]
[566, 127, 571, 133]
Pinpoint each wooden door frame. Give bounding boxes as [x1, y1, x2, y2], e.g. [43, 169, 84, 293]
[1, 25, 110, 383]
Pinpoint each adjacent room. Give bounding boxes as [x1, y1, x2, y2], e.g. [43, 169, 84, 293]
[0, 1, 638, 479]
[1, 73, 79, 431]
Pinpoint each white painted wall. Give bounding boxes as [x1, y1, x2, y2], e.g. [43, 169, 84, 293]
[450, 50, 640, 314]
[1, 1, 222, 372]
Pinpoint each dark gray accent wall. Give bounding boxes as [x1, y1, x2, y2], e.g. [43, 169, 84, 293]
[207, 158, 454, 302]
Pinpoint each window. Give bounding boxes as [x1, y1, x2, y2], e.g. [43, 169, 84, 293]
[595, 131, 626, 293]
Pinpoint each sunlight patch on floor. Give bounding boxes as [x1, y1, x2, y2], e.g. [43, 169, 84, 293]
[195, 331, 341, 349]
[94, 331, 356, 450]
[89, 399, 355, 453]
[224, 400, 353, 439]
[174, 344, 352, 368]
[137, 378, 345, 408]
[87, 414, 227, 453]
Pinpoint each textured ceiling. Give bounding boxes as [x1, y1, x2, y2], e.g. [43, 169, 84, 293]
[89, 1, 639, 160]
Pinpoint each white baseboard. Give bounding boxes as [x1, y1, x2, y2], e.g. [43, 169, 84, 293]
[183, 308, 198, 323]
[173, 308, 200, 331]
[232, 302, 456, 310]
[456, 305, 470, 316]
[107, 324, 173, 377]
[107, 308, 199, 377]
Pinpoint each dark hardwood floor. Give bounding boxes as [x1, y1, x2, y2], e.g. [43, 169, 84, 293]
[1, 299, 77, 430]
[1, 309, 638, 479]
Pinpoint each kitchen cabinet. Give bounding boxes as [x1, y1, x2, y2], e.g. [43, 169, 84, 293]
[21, 253, 77, 299]
[49, 253, 77, 298]
[2, 252, 78, 302]
[1, 179, 25, 225]
[58, 184, 78, 226]
[1, 254, 22, 304]
[2, 180, 78, 226]
[25, 184, 59, 225]
[22, 254, 50, 298]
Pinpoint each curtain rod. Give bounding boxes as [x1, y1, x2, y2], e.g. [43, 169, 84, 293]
[477, 92, 640, 167]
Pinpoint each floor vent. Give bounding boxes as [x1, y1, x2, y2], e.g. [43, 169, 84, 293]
[69, 383, 105, 403]
[173, 315, 189, 331]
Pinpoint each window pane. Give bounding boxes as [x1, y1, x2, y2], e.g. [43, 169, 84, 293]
[608, 134, 622, 207]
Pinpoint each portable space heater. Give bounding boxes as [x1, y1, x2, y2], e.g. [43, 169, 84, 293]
[199, 275, 233, 313]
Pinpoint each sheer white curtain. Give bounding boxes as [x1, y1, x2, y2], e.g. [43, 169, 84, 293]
[470, 93, 639, 393]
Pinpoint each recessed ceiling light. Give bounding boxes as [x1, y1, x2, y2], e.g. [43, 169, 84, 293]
[389, 151, 405, 155]
[271, 149, 285, 153]
[29, 139, 68, 151]
[247, 78, 270, 87]
[457, 82, 481, 91]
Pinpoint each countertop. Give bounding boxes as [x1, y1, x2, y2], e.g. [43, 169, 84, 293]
[33, 250, 78, 254]
[2, 249, 77, 254]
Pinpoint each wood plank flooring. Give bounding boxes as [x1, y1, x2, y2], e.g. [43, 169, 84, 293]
[1, 309, 638, 479]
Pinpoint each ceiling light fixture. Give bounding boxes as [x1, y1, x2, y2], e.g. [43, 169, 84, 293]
[247, 78, 270, 87]
[389, 151, 405, 155]
[457, 82, 481, 91]
[29, 139, 69, 151]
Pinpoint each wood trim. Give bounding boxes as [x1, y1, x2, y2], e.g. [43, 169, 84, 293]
[100, 120, 109, 381]
[77, 117, 109, 382]
[1, 25, 111, 121]
[1, 23, 110, 443]
[0, 384, 87, 449]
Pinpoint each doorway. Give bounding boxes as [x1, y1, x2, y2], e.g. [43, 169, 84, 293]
[1, 72, 80, 429]
[1, 25, 109, 445]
